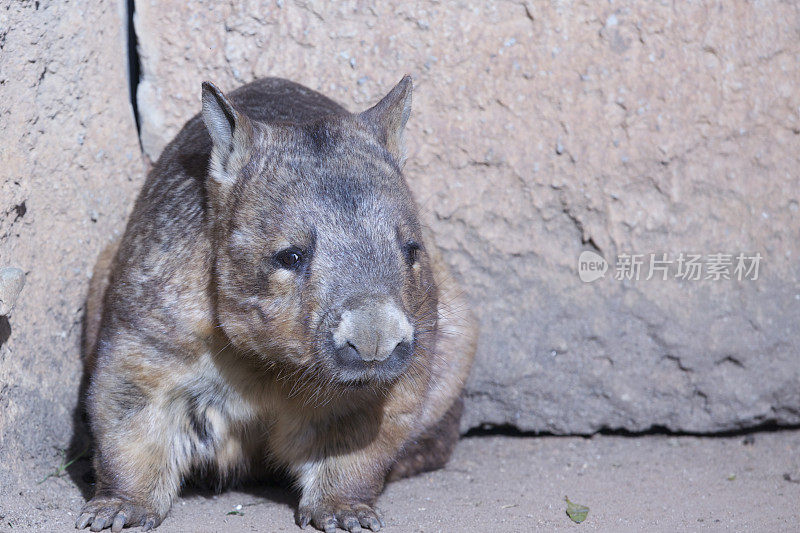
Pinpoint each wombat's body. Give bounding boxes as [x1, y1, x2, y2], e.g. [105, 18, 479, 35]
[77, 77, 476, 532]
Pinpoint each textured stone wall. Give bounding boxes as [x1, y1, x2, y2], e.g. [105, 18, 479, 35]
[132, 0, 800, 433]
[0, 0, 145, 490]
[1, 1, 799, 496]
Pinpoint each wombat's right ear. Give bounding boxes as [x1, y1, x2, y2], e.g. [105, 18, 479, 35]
[359, 75, 413, 167]
[201, 81, 253, 186]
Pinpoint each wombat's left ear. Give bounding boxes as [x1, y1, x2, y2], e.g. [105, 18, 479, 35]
[201, 81, 254, 187]
[359, 75, 412, 167]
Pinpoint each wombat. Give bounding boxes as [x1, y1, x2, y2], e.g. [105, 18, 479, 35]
[76, 76, 476, 532]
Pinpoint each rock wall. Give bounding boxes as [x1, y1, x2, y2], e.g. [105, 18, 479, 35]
[131, 0, 800, 433]
[0, 0, 145, 490]
[1, 1, 799, 496]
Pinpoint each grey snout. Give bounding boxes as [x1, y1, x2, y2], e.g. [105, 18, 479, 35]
[332, 297, 413, 363]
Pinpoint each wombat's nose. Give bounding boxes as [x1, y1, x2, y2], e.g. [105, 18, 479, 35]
[332, 297, 413, 364]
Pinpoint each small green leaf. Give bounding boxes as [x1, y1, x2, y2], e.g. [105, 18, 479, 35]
[565, 495, 589, 523]
[226, 510, 244, 516]
[38, 445, 89, 484]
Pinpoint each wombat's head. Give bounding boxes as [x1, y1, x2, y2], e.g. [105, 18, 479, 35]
[202, 77, 437, 390]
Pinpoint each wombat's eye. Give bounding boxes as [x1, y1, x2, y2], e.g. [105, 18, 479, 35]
[403, 240, 421, 266]
[274, 247, 303, 270]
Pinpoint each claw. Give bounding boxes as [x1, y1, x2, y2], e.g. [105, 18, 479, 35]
[299, 502, 384, 532]
[76, 513, 93, 529]
[75, 496, 161, 532]
[111, 513, 126, 533]
[297, 512, 311, 529]
[361, 516, 381, 531]
[354, 504, 382, 531]
[341, 516, 361, 532]
[89, 516, 107, 532]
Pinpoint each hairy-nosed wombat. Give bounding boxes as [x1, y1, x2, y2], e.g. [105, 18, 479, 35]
[76, 76, 476, 532]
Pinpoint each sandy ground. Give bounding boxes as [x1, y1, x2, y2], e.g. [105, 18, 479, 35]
[2, 430, 799, 532]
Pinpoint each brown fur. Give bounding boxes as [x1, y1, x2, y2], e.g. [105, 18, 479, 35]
[77, 77, 476, 533]
[84, 239, 119, 375]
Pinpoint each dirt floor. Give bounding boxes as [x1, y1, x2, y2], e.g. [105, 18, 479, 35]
[2, 430, 799, 532]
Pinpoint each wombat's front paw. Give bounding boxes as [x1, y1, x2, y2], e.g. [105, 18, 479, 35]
[75, 495, 163, 532]
[296, 502, 385, 532]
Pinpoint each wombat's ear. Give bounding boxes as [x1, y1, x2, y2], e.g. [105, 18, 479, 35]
[201, 81, 253, 186]
[359, 75, 413, 167]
